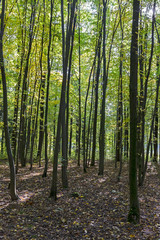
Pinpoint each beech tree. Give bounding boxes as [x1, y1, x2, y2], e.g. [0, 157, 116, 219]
[0, 0, 18, 200]
[128, 0, 140, 223]
[0, 0, 160, 224]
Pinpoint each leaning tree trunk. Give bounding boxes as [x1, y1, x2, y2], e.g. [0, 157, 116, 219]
[86, 76, 95, 165]
[37, 0, 46, 166]
[0, 0, 18, 200]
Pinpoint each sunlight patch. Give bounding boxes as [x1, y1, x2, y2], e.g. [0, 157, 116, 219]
[18, 191, 34, 203]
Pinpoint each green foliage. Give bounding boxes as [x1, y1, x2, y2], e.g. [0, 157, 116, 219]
[1, 0, 159, 160]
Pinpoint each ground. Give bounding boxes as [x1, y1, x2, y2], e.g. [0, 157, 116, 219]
[0, 159, 160, 240]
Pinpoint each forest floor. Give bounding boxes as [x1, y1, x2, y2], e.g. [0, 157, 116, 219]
[0, 159, 160, 240]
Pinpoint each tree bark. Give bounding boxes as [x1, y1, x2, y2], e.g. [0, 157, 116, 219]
[128, 0, 140, 224]
[91, 29, 102, 167]
[42, 0, 53, 178]
[50, 0, 77, 199]
[0, 0, 18, 200]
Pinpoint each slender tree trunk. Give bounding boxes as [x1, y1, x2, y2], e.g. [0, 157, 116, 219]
[153, 106, 158, 162]
[42, 0, 53, 178]
[12, 1, 27, 162]
[86, 76, 95, 165]
[69, 107, 73, 157]
[99, 6, 119, 175]
[98, 0, 107, 174]
[29, 99, 40, 170]
[137, 5, 144, 186]
[128, 0, 140, 224]
[91, 29, 102, 167]
[124, 107, 129, 158]
[37, 75, 45, 166]
[37, 1, 46, 166]
[18, 1, 36, 168]
[150, 134, 153, 158]
[116, 0, 123, 181]
[1, 128, 4, 155]
[0, 0, 18, 200]
[139, 0, 156, 186]
[77, 1, 81, 167]
[66, 14, 76, 162]
[12, 55, 24, 160]
[83, 54, 96, 172]
[141, 54, 160, 184]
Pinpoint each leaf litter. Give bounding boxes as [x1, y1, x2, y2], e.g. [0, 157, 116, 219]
[0, 160, 160, 239]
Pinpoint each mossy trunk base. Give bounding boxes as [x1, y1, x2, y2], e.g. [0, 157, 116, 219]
[128, 207, 140, 224]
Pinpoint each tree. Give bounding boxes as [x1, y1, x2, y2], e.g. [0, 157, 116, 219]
[0, 0, 18, 200]
[128, 0, 140, 224]
[37, 0, 46, 167]
[50, 0, 77, 199]
[42, 0, 53, 177]
[115, 0, 124, 182]
[91, 25, 102, 167]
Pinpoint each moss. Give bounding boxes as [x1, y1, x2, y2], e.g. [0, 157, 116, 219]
[128, 207, 140, 224]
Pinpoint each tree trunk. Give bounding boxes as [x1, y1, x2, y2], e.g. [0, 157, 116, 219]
[128, 0, 140, 224]
[83, 53, 96, 172]
[18, 0, 36, 167]
[0, 0, 18, 200]
[50, 0, 77, 199]
[99, 4, 118, 175]
[141, 54, 160, 184]
[66, 13, 76, 162]
[138, 0, 156, 186]
[69, 108, 73, 157]
[37, 1, 46, 166]
[91, 29, 102, 167]
[42, 0, 53, 178]
[153, 106, 158, 162]
[116, 0, 123, 182]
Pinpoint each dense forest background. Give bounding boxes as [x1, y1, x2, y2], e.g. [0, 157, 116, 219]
[0, 0, 160, 236]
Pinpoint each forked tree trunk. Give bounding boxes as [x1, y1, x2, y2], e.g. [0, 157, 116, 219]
[99, 5, 119, 175]
[50, 0, 77, 199]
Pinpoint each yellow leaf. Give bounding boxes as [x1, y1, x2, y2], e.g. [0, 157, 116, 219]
[61, 218, 66, 223]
